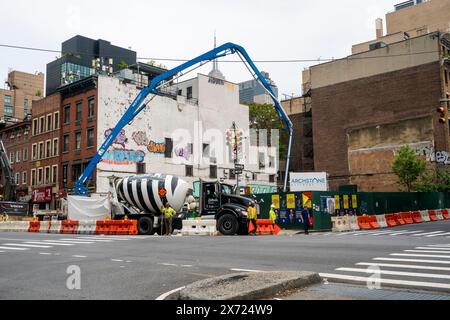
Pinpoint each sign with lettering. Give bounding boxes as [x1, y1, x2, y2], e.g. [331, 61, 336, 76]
[32, 187, 52, 203]
[289, 172, 328, 192]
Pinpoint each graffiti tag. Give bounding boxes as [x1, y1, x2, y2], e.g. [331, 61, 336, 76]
[102, 149, 145, 165]
[148, 141, 166, 154]
[415, 146, 450, 165]
[105, 129, 128, 149]
[132, 131, 149, 147]
[175, 147, 190, 160]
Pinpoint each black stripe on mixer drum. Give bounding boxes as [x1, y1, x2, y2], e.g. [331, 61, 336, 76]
[118, 181, 125, 201]
[136, 180, 152, 213]
[147, 179, 161, 214]
[127, 179, 139, 208]
[171, 177, 179, 195]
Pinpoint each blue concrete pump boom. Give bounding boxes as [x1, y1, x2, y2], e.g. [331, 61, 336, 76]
[74, 43, 294, 196]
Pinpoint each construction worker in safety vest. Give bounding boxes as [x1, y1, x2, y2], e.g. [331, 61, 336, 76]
[1, 213, 7, 222]
[161, 203, 176, 236]
[248, 202, 258, 236]
[269, 205, 277, 224]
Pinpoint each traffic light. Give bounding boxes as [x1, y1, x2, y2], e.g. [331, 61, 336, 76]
[226, 130, 233, 146]
[235, 130, 243, 152]
[437, 105, 447, 124]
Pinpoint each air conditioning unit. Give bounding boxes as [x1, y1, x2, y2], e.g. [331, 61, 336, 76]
[369, 42, 387, 51]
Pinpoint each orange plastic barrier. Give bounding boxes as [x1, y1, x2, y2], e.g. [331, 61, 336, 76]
[384, 214, 398, 227]
[368, 216, 380, 229]
[401, 212, 414, 224]
[249, 219, 280, 235]
[96, 220, 138, 235]
[357, 216, 372, 230]
[428, 210, 438, 221]
[442, 209, 450, 220]
[412, 212, 424, 223]
[394, 213, 406, 225]
[129, 220, 138, 235]
[28, 221, 40, 233]
[96, 221, 112, 235]
[61, 221, 79, 234]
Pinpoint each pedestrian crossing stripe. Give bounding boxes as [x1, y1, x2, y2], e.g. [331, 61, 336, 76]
[335, 267, 450, 280]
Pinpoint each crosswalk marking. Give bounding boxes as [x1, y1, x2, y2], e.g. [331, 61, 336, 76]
[356, 262, 450, 272]
[25, 241, 74, 246]
[391, 253, 450, 259]
[388, 231, 425, 236]
[319, 273, 450, 290]
[425, 232, 450, 238]
[0, 246, 28, 251]
[56, 239, 96, 244]
[404, 250, 450, 254]
[336, 267, 450, 280]
[412, 231, 446, 237]
[2, 243, 52, 249]
[75, 237, 113, 242]
[374, 257, 450, 264]
[415, 247, 450, 251]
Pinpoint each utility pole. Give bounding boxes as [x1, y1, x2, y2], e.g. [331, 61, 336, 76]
[228, 122, 244, 195]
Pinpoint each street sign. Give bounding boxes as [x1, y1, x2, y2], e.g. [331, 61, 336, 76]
[231, 169, 243, 175]
[235, 164, 245, 170]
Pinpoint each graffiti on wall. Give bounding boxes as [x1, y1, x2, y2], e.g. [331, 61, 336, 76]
[415, 146, 450, 165]
[102, 149, 146, 165]
[105, 129, 128, 149]
[132, 131, 150, 147]
[148, 141, 166, 154]
[175, 147, 190, 160]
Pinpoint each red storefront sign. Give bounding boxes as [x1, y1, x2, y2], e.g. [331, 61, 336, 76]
[56, 190, 67, 200]
[32, 187, 52, 203]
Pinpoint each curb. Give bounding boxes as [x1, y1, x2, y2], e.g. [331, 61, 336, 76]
[175, 271, 321, 300]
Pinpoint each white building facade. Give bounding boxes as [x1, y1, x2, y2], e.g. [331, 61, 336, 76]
[95, 74, 278, 193]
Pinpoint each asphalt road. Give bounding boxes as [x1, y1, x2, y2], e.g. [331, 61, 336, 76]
[0, 220, 449, 300]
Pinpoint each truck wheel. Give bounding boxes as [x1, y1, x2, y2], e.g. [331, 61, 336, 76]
[137, 216, 154, 235]
[217, 214, 239, 236]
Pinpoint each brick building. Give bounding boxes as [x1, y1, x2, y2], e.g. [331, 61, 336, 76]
[309, 32, 450, 192]
[29, 94, 61, 209]
[0, 120, 32, 201]
[0, 70, 44, 120]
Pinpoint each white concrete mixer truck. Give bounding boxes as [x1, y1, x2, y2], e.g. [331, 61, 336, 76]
[108, 174, 255, 236]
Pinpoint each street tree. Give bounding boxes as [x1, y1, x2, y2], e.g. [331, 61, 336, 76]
[391, 145, 427, 192]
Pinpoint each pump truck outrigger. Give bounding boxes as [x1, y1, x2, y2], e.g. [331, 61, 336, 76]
[73, 43, 294, 235]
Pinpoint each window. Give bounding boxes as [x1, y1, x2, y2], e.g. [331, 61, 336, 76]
[32, 144, 37, 160]
[187, 86, 193, 100]
[186, 165, 193, 177]
[203, 143, 210, 158]
[24, 98, 29, 115]
[87, 128, 94, 148]
[62, 164, 68, 185]
[4, 105, 13, 117]
[136, 162, 146, 174]
[229, 169, 236, 180]
[39, 116, 44, 133]
[88, 98, 95, 118]
[15, 173, 20, 185]
[46, 140, 51, 158]
[33, 119, 38, 136]
[31, 169, 36, 186]
[16, 150, 21, 163]
[38, 142, 44, 160]
[178, 89, 182, 96]
[10, 152, 14, 164]
[37, 168, 43, 185]
[52, 165, 58, 184]
[22, 171, 27, 185]
[188, 143, 194, 155]
[54, 112, 59, 129]
[45, 167, 50, 185]
[47, 114, 52, 131]
[72, 164, 82, 182]
[4, 95, 12, 105]
[53, 139, 59, 156]
[210, 165, 217, 179]
[23, 147, 28, 161]
[76, 102, 82, 122]
[64, 105, 70, 124]
[75, 132, 81, 150]
[269, 175, 275, 183]
[164, 138, 173, 158]
[63, 134, 70, 152]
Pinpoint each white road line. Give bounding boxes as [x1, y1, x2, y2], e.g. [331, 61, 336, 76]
[416, 247, 450, 251]
[159, 263, 178, 267]
[369, 231, 404, 236]
[72, 255, 87, 258]
[88, 237, 131, 241]
[75, 238, 113, 242]
[425, 232, 450, 238]
[356, 262, 450, 272]
[404, 250, 450, 254]
[111, 259, 124, 262]
[156, 286, 186, 301]
[0, 246, 28, 251]
[56, 239, 95, 244]
[412, 231, 446, 237]
[2, 243, 51, 248]
[319, 273, 450, 290]
[336, 267, 450, 280]
[428, 244, 450, 248]
[374, 257, 450, 265]
[25, 241, 74, 246]
[388, 231, 425, 236]
[181, 265, 193, 268]
[230, 268, 263, 273]
[39, 252, 52, 255]
[0, 251, 5, 253]
[391, 253, 450, 259]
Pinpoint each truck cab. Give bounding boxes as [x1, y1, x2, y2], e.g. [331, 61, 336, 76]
[199, 180, 253, 235]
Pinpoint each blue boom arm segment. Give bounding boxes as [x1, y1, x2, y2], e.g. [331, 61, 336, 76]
[75, 43, 293, 195]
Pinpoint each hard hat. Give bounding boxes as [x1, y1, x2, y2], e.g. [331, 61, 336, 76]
[271, 205, 276, 209]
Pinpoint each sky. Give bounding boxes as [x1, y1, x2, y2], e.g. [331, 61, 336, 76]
[0, 0, 400, 98]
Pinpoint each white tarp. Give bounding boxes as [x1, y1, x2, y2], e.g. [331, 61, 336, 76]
[290, 172, 329, 192]
[68, 195, 112, 221]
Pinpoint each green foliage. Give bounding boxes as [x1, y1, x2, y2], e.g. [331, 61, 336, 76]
[117, 60, 129, 70]
[245, 102, 288, 160]
[415, 167, 450, 192]
[391, 145, 427, 192]
[35, 90, 42, 97]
